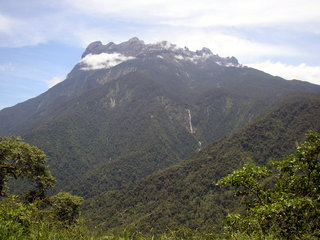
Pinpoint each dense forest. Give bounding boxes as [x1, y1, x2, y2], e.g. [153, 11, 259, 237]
[82, 96, 320, 236]
[2, 95, 320, 239]
[1, 39, 320, 239]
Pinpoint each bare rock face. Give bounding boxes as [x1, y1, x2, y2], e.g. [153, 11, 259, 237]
[82, 37, 146, 58]
[81, 41, 104, 58]
[81, 37, 241, 67]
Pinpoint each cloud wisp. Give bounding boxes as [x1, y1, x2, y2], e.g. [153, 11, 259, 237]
[66, 0, 320, 31]
[45, 75, 66, 88]
[79, 53, 136, 71]
[0, 63, 14, 71]
[247, 61, 320, 85]
[0, 0, 319, 95]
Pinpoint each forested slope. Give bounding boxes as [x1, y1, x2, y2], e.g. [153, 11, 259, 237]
[19, 72, 198, 194]
[83, 96, 320, 234]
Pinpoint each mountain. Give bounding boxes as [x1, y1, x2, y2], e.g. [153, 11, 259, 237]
[20, 72, 198, 194]
[83, 96, 320, 234]
[1, 37, 319, 136]
[0, 38, 239, 136]
[2, 37, 320, 200]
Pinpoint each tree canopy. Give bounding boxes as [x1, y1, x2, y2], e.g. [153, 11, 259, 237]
[0, 136, 55, 199]
[218, 130, 320, 238]
[0, 137, 86, 238]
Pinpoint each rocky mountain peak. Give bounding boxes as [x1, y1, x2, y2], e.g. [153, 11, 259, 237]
[128, 37, 144, 43]
[81, 41, 104, 58]
[196, 47, 213, 56]
[80, 37, 241, 68]
[230, 56, 239, 66]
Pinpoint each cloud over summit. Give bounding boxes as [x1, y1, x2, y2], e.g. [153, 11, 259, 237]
[79, 53, 136, 71]
[0, 0, 319, 110]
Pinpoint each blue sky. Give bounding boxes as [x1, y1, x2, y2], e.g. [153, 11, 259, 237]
[1, 0, 320, 110]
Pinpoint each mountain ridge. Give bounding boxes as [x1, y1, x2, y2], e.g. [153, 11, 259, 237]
[1, 38, 320, 136]
[2, 37, 320, 201]
[81, 37, 241, 68]
[17, 71, 198, 194]
[2, 38, 320, 237]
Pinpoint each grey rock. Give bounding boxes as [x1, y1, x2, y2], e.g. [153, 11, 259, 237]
[81, 37, 241, 67]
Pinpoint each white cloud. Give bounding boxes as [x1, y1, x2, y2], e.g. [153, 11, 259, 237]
[174, 52, 211, 64]
[1, 0, 319, 48]
[0, 0, 319, 87]
[45, 75, 65, 88]
[0, 63, 14, 71]
[0, 14, 13, 33]
[0, 12, 50, 47]
[1, 0, 318, 61]
[246, 61, 320, 85]
[79, 53, 135, 70]
[163, 0, 320, 31]
[66, 0, 320, 31]
[150, 29, 297, 63]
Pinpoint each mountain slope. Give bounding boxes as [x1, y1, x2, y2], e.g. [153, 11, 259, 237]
[83, 96, 320, 234]
[2, 38, 320, 203]
[2, 38, 320, 136]
[58, 90, 320, 199]
[189, 87, 270, 146]
[1, 38, 320, 238]
[20, 72, 198, 194]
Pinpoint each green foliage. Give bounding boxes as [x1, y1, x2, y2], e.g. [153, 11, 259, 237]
[20, 72, 198, 198]
[218, 131, 320, 239]
[1, 52, 320, 239]
[97, 226, 219, 240]
[7, 69, 320, 203]
[83, 97, 320, 235]
[0, 195, 35, 238]
[0, 195, 89, 240]
[0, 136, 55, 198]
[51, 192, 83, 225]
[191, 87, 271, 146]
[0, 137, 88, 239]
[218, 163, 272, 205]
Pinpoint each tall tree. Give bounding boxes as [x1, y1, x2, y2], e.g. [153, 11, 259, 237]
[218, 131, 320, 238]
[0, 136, 55, 199]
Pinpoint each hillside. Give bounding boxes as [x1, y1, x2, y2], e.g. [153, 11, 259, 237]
[82, 96, 320, 234]
[19, 72, 198, 194]
[1, 38, 320, 137]
[2, 37, 320, 203]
